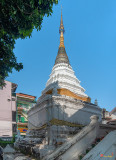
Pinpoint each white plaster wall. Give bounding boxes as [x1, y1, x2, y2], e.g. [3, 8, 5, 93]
[28, 95, 102, 129]
[28, 107, 47, 129]
[52, 102, 101, 125]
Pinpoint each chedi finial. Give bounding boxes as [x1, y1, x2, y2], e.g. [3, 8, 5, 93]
[59, 7, 65, 48]
[55, 8, 70, 65]
[59, 5, 65, 34]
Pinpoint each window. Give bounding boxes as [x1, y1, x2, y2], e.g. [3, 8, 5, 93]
[12, 124, 17, 133]
[18, 115, 21, 122]
[12, 92, 16, 97]
[12, 98, 15, 101]
[12, 111, 16, 122]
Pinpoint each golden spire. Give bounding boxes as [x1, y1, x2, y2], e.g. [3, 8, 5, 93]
[55, 7, 70, 65]
[59, 6, 65, 48]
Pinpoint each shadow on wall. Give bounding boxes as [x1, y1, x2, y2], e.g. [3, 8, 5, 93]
[45, 81, 101, 126]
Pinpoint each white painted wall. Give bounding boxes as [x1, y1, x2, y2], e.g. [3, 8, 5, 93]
[28, 106, 47, 129]
[28, 95, 102, 129]
[53, 105, 101, 125]
[51, 96, 101, 125]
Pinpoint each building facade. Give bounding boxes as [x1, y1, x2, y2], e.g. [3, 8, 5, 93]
[0, 81, 17, 138]
[16, 93, 36, 136]
[102, 107, 116, 125]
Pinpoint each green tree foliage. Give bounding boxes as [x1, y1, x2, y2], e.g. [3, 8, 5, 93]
[0, 0, 58, 86]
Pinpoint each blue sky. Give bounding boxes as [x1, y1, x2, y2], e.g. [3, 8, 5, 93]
[7, 0, 116, 111]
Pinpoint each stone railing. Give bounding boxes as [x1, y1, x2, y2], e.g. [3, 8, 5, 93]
[82, 130, 116, 160]
[43, 115, 99, 160]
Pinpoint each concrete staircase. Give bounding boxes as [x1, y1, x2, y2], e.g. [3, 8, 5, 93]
[81, 130, 116, 160]
[78, 137, 105, 159]
[42, 115, 99, 160]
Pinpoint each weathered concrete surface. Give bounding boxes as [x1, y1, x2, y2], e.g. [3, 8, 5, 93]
[42, 115, 99, 160]
[3, 144, 15, 160]
[82, 130, 116, 160]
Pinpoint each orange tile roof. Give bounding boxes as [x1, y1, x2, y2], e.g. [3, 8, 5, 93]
[16, 93, 36, 99]
[110, 107, 116, 115]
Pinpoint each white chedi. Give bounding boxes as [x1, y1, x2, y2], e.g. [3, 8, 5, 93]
[42, 63, 88, 98]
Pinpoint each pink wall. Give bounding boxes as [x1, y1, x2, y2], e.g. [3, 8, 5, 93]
[0, 81, 16, 137]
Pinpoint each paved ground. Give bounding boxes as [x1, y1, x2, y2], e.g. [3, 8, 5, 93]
[14, 156, 32, 160]
[14, 153, 33, 160]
